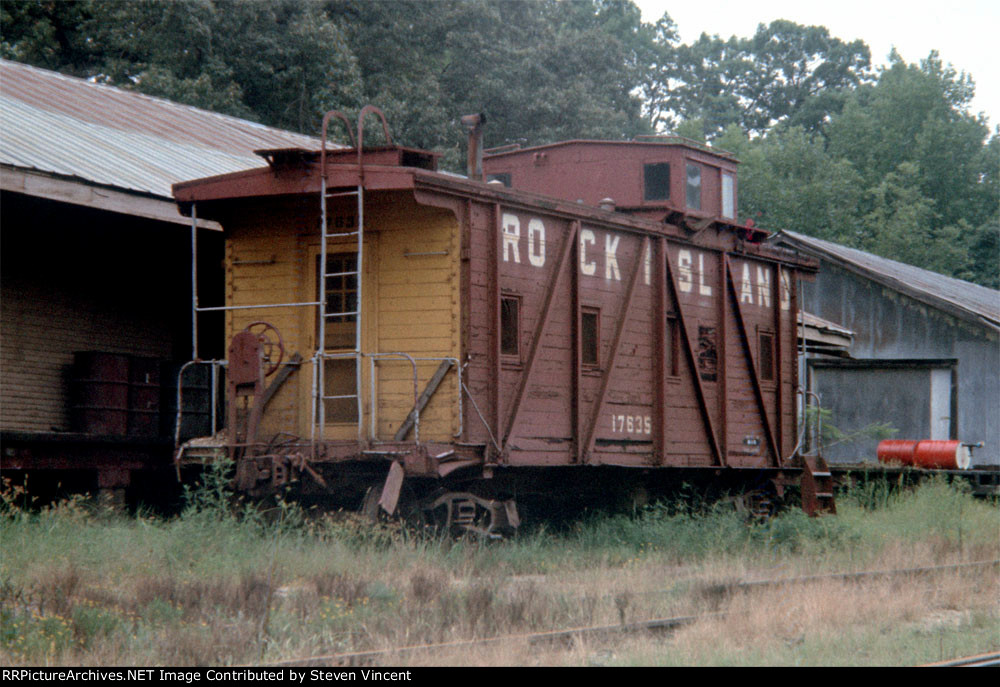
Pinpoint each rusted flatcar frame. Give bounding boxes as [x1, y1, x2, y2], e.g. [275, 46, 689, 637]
[664, 250, 725, 466]
[582, 236, 648, 463]
[724, 257, 779, 466]
[501, 222, 579, 454]
[655, 238, 667, 465]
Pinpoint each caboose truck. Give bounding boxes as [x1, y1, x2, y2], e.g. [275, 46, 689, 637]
[172, 108, 833, 533]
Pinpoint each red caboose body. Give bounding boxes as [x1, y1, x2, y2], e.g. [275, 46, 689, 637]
[173, 110, 832, 532]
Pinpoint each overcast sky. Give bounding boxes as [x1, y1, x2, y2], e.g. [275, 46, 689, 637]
[634, 0, 998, 129]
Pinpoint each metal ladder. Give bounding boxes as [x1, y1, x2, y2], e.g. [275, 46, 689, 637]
[315, 107, 393, 444]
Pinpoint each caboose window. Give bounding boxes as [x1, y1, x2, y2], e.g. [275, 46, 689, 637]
[667, 315, 681, 377]
[643, 163, 671, 201]
[317, 253, 358, 349]
[686, 163, 702, 210]
[316, 252, 359, 425]
[758, 331, 775, 382]
[582, 308, 600, 367]
[722, 173, 735, 219]
[501, 296, 520, 356]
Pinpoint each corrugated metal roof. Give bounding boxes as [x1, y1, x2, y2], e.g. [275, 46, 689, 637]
[1, 59, 324, 199]
[779, 230, 1000, 330]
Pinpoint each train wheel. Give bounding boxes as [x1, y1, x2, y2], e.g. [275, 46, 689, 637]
[734, 488, 777, 520]
[422, 492, 518, 538]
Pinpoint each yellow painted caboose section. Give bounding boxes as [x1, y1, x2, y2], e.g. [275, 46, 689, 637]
[224, 192, 461, 444]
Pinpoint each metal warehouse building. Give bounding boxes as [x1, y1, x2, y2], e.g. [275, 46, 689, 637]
[778, 230, 1000, 467]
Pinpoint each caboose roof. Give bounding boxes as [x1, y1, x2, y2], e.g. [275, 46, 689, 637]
[483, 137, 739, 163]
[173, 147, 816, 272]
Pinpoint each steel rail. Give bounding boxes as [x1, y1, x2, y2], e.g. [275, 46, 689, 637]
[263, 612, 724, 667]
[920, 651, 1000, 667]
[701, 559, 1000, 596]
[581, 559, 999, 602]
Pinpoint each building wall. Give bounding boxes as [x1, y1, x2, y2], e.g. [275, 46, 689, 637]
[0, 191, 219, 435]
[800, 260, 1000, 465]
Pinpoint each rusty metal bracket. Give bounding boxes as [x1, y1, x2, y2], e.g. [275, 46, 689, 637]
[377, 461, 406, 516]
[291, 451, 328, 488]
[572, 221, 583, 463]
[394, 359, 455, 441]
[260, 352, 303, 410]
[491, 203, 502, 461]
[655, 238, 667, 465]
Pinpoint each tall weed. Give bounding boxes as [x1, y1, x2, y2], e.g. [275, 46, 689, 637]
[181, 457, 237, 521]
[1, 468, 996, 665]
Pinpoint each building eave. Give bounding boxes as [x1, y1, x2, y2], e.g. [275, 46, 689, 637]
[777, 231, 1000, 332]
[2, 164, 221, 230]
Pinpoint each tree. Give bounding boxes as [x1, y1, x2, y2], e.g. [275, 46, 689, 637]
[857, 161, 971, 276]
[658, 34, 755, 139]
[2, 0, 362, 132]
[3, 1, 996, 286]
[647, 20, 872, 139]
[717, 124, 864, 241]
[1, 0, 94, 72]
[327, 0, 657, 164]
[745, 20, 871, 134]
[821, 51, 996, 283]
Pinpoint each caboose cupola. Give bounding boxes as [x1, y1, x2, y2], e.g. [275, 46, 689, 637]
[482, 137, 740, 226]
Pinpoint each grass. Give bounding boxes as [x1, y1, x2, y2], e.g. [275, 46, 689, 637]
[0, 471, 997, 666]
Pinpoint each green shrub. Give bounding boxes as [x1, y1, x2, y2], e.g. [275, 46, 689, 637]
[71, 604, 124, 648]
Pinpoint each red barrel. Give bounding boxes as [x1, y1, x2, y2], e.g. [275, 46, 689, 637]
[127, 356, 161, 437]
[71, 352, 129, 435]
[877, 440, 918, 466]
[913, 440, 971, 470]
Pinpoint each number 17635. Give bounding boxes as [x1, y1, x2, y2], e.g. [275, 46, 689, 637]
[610, 414, 651, 435]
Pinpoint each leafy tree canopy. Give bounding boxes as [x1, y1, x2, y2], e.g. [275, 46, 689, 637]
[2, 0, 996, 287]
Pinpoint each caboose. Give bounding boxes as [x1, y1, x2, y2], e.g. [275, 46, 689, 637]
[172, 108, 833, 533]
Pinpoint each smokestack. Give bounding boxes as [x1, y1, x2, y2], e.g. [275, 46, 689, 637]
[460, 113, 486, 181]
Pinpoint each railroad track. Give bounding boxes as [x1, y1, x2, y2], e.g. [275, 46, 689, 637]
[265, 560, 999, 667]
[921, 651, 1000, 667]
[268, 612, 722, 667]
[703, 559, 1000, 595]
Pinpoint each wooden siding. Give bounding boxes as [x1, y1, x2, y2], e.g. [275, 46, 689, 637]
[0, 192, 203, 434]
[220, 192, 461, 443]
[463, 200, 803, 469]
[1, 272, 175, 432]
[372, 199, 461, 440]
